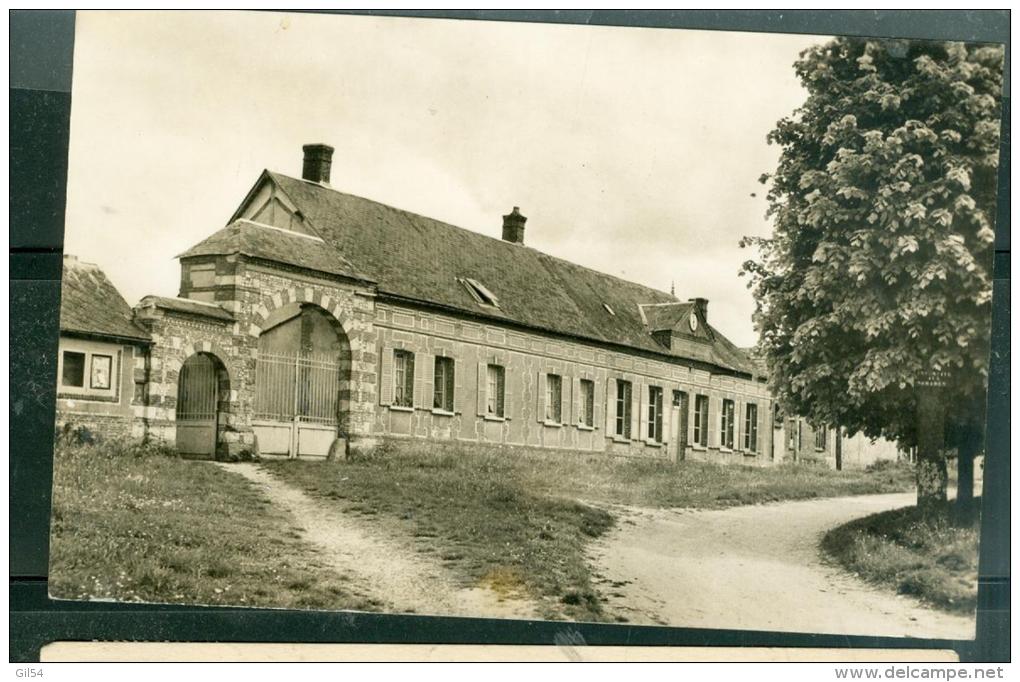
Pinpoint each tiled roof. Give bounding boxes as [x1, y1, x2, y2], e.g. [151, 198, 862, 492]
[60, 256, 150, 342]
[741, 346, 769, 377]
[136, 296, 235, 321]
[178, 219, 370, 282]
[211, 171, 755, 375]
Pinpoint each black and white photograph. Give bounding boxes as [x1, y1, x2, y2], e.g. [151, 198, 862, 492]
[46, 10, 1003, 642]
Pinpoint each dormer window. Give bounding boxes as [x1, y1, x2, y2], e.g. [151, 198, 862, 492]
[460, 277, 499, 307]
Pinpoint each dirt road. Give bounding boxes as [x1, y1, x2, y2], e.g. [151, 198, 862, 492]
[590, 493, 975, 639]
[222, 462, 537, 620]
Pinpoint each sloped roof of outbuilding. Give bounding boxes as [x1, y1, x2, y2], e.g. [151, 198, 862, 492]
[60, 256, 151, 343]
[136, 295, 235, 321]
[186, 170, 756, 375]
[178, 218, 370, 283]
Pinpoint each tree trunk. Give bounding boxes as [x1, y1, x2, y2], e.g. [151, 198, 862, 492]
[954, 425, 980, 527]
[916, 373, 948, 515]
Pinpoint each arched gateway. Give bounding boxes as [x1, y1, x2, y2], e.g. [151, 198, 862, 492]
[252, 302, 351, 458]
[176, 352, 229, 457]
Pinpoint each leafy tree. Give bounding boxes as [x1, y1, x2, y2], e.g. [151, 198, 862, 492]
[741, 38, 1003, 515]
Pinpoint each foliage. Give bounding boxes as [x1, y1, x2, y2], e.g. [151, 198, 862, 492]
[741, 38, 1003, 449]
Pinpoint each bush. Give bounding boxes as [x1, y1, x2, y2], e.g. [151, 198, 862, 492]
[865, 459, 909, 474]
[54, 426, 178, 461]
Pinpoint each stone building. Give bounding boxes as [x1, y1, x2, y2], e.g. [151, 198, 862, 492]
[773, 415, 902, 470]
[55, 256, 151, 439]
[61, 143, 780, 464]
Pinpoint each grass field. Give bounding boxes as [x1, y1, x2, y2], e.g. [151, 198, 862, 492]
[263, 443, 916, 621]
[49, 439, 383, 612]
[821, 499, 980, 614]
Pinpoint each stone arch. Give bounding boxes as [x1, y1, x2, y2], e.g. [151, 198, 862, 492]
[248, 287, 355, 453]
[248, 286, 354, 341]
[174, 349, 233, 459]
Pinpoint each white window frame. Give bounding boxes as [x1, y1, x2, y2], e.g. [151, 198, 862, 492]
[433, 355, 455, 413]
[615, 379, 632, 438]
[545, 373, 563, 423]
[744, 403, 759, 452]
[579, 379, 595, 428]
[486, 364, 505, 417]
[693, 394, 709, 447]
[393, 349, 415, 408]
[721, 399, 735, 449]
[647, 385, 664, 443]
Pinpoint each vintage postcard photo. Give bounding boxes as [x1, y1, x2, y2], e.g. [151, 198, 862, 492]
[48, 11, 1002, 639]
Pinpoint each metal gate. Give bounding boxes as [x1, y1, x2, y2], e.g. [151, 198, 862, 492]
[253, 351, 341, 458]
[176, 354, 219, 457]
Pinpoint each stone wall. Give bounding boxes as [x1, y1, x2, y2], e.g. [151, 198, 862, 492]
[149, 253, 777, 465]
[372, 301, 775, 465]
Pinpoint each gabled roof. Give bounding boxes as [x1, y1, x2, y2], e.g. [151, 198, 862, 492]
[206, 170, 755, 375]
[178, 218, 371, 283]
[60, 256, 150, 343]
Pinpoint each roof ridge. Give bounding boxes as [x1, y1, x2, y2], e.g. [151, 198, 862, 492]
[269, 171, 678, 304]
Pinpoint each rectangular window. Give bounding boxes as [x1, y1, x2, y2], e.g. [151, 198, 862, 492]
[693, 394, 709, 447]
[744, 403, 759, 452]
[615, 379, 632, 438]
[433, 356, 455, 412]
[393, 349, 415, 408]
[90, 354, 113, 390]
[788, 419, 798, 449]
[721, 399, 735, 449]
[579, 379, 595, 428]
[647, 386, 664, 442]
[545, 374, 563, 423]
[61, 351, 86, 388]
[815, 427, 827, 451]
[486, 364, 505, 417]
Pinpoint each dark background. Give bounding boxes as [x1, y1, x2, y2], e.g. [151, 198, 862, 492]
[9, 9, 1010, 663]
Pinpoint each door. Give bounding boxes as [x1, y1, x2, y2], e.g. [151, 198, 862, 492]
[176, 354, 218, 457]
[673, 390, 689, 462]
[253, 350, 341, 458]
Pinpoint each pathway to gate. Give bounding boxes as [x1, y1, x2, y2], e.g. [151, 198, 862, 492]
[221, 463, 539, 619]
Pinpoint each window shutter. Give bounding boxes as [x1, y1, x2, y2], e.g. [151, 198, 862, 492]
[735, 398, 743, 451]
[379, 346, 394, 406]
[708, 395, 719, 448]
[756, 402, 764, 453]
[561, 375, 572, 426]
[452, 360, 462, 414]
[689, 396, 698, 446]
[572, 377, 581, 425]
[661, 390, 671, 445]
[593, 377, 603, 430]
[476, 362, 488, 416]
[605, 377, 617, 433]
[536, 371, 547, 423]
[638, 383, 649, 441]
[418, 353, 434, 410]
[631, 382, 643, 441]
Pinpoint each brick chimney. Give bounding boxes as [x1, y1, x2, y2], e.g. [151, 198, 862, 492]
[302, 143, 334, 185]
[689, 297, 708, 322]
[502, 206, 527, 244]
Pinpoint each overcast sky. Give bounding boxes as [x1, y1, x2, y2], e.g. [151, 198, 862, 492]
[65, 11, 825, 347]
